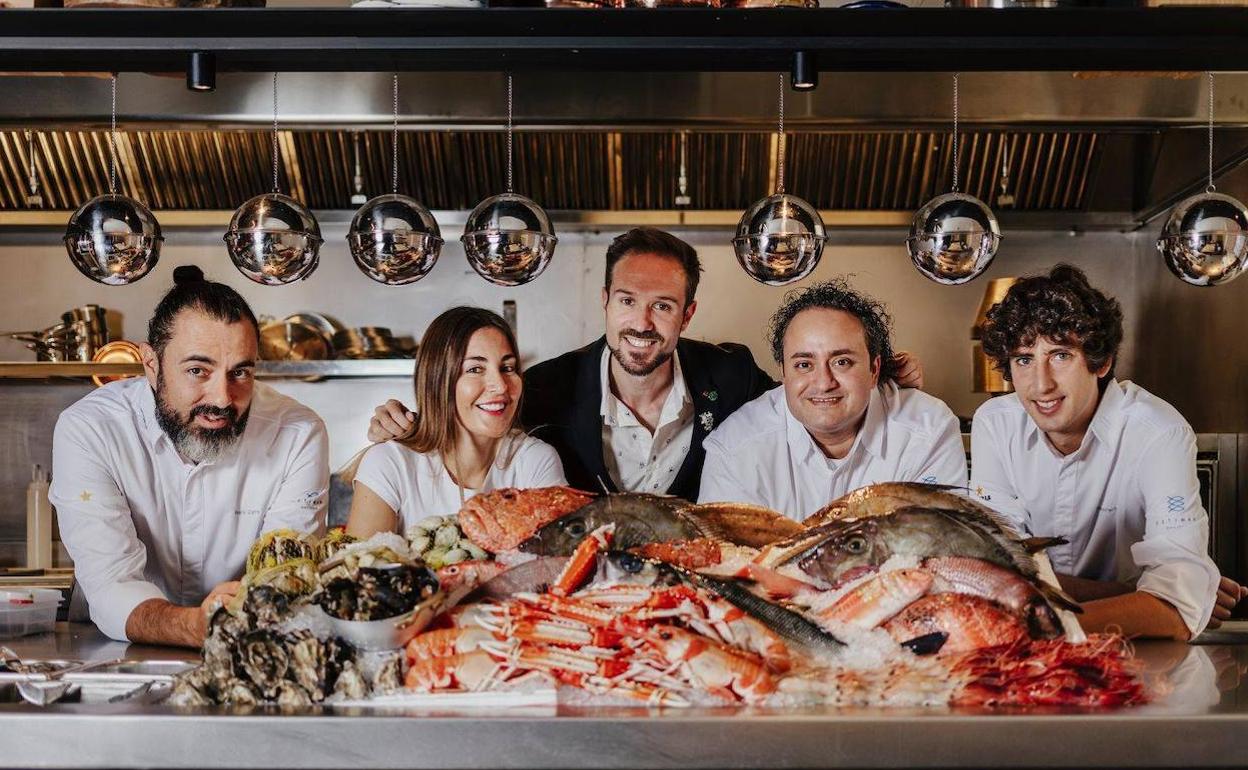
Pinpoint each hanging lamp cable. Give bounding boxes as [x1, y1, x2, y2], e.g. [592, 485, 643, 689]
[108, 73, 118, 196]
[1207, 71, 1216, 194]
[777, 73, 786, 195]
[951, 73, 960, 194]
[272, 72, 280, 194]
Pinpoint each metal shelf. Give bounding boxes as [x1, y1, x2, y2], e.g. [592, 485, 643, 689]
[0, 360, 414, 380]
[0, 7, 1246, 73]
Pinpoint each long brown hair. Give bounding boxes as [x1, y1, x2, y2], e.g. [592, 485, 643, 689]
[401, 306, 522, 456]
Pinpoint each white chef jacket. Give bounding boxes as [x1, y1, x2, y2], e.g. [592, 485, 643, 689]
[353, 431, 567, 530]
[599, 347, 694, 494]
[698, 382, 967, 521]
[970, 380, 1219, 635]
[50, 378, 329, 641]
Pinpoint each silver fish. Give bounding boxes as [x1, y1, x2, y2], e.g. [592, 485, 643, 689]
[600, 551, 844, 656]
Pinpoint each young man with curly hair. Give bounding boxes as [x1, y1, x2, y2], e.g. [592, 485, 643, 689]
[698, 279, 966, 521]
[972, 265, 1241, 640]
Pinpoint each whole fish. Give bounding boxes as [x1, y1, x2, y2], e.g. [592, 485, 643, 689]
[803, 482, 994, 528]
[518, 493, 708, 556]
[761, 504, 1080, 615]
[687, 502, 803, 548]
[470, 556, 570, 601]
[599, 551, 845, 658]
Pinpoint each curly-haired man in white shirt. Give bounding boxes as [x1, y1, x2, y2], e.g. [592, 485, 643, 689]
[971, 264, 1242, 640]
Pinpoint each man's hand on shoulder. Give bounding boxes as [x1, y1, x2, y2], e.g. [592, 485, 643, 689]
[367, 400, 415, 443]
[893, 351, 924, 390]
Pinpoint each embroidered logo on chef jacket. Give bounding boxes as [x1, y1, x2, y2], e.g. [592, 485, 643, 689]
[921, 475, 937, 484]
[79, 490, 93, 502]
[234, 508, 263, 517]
[974, 486, 991, 501]
[299, 489, 325, 511]
[1165, 496, 1185, 513]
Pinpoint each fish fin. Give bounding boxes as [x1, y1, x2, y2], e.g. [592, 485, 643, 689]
[924, 506, 1042, 581]
[1022, 536, 1069, 553]
[1038, 582, 1083, 614]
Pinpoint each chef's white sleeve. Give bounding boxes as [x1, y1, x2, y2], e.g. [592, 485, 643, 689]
[1130, 426, 1219, 636]
[49, 414, 165, 642]
[259, 417, 329, 538]
[697, 434, 756, 506]
[969, 412, 1030, 535]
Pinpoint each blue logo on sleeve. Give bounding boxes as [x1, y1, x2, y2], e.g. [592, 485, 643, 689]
[1165, 496, 1185, 513]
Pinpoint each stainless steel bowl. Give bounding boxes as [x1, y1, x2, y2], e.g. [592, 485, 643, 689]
[906, 192, 1001, 285]
[63, 194, 163, 285]
[224, 193, 322, 285]
[1157, 191, 1248, 287]
[461, 192, 557, 287]
[347, 194, 443, 285]
[732, 193, 826, 286]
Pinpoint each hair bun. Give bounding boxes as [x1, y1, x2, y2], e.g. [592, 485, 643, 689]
[173, 265, 206, 286]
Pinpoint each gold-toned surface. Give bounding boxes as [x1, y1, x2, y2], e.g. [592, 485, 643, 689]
[90, 340, 142, 387]
[971, 276, 1017, 394]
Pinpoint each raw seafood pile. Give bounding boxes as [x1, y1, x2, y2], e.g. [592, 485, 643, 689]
[177, 483, 1148, 710]
[172, 532, 423, 706]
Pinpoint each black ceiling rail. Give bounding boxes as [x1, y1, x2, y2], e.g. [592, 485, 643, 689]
[0, 7, 1246, 73]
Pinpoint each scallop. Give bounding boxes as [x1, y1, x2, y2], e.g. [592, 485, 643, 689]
[415, 515, 446, 530]
[441, 548, 469, 565]
[433, 524, 461, 548]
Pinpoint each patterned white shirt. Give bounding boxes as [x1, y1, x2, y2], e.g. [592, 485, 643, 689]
[50, 378, 329, 641]
[970, 380, 1219, 635]
[698, 382, 967, 521]
[599, 347, 694, 493]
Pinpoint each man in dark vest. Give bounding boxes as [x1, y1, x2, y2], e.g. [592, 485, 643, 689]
[368, 228, 921, 501]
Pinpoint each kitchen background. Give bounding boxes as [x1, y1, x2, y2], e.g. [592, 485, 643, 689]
[0, 69, 1246, 577]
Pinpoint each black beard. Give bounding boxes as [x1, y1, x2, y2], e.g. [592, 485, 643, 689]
[153, 376, 249, 464]
[609, 331, 672, 378]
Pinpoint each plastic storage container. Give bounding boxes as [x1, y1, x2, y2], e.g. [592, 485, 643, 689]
[0, 588, 60, 638]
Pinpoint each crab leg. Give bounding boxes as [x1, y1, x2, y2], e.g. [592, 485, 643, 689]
[550, 524, 614, 596]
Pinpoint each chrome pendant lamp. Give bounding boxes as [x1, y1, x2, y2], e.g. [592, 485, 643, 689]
[1157, 72, 1248, 287]
[347, 74, 443, 285]
[63, 74, 163, 285]
[224, 73, 322, 285]
[732, 74, 826, 286]
[907, 73, 1000, 286]
[461, 74, 557, 287]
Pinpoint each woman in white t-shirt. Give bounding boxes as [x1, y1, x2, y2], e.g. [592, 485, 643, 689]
[345, 307, 566, 537]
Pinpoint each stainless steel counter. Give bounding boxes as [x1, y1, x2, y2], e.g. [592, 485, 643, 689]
[1, 623, 1246, 769]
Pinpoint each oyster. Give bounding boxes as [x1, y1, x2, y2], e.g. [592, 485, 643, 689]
[235, 630, 290, 698]
[247, 528, 316, 575]
[315, 527, 357, 563]
[332, 660, 369, 700]
[276, 680, 313, 708]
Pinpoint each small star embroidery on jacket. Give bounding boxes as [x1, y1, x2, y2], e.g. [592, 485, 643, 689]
[699, 411, 714, 431]
[79, 490, 92, 502]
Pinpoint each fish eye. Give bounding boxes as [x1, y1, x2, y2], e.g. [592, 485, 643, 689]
[618, 553, 643, 573]
[565, 520, 587, 538]
[842, 535, 868, 555]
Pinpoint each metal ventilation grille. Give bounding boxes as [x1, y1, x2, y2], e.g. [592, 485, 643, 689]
[785, 132, 1100, 211]
[0, 129, 1100, 212]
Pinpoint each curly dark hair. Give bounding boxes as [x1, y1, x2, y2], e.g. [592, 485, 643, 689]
[766, 278, 899, 382]
[981, 264, 1123, 382]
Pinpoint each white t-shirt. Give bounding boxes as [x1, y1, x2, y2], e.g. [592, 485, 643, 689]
[353, 432, 567, 530]
[970, 380, 1219, 635]
[699, 382, 967, 521]
[50, 378, 328, 642]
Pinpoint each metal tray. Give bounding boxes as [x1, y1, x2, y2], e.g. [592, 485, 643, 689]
[66, 659, 197, 683]
[0, 659, 83, 682]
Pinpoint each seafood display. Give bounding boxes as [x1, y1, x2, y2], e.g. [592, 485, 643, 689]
[405, 515, 488, 568]
[457, 486, 594, 553]
[177, 484, 1149, 711]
